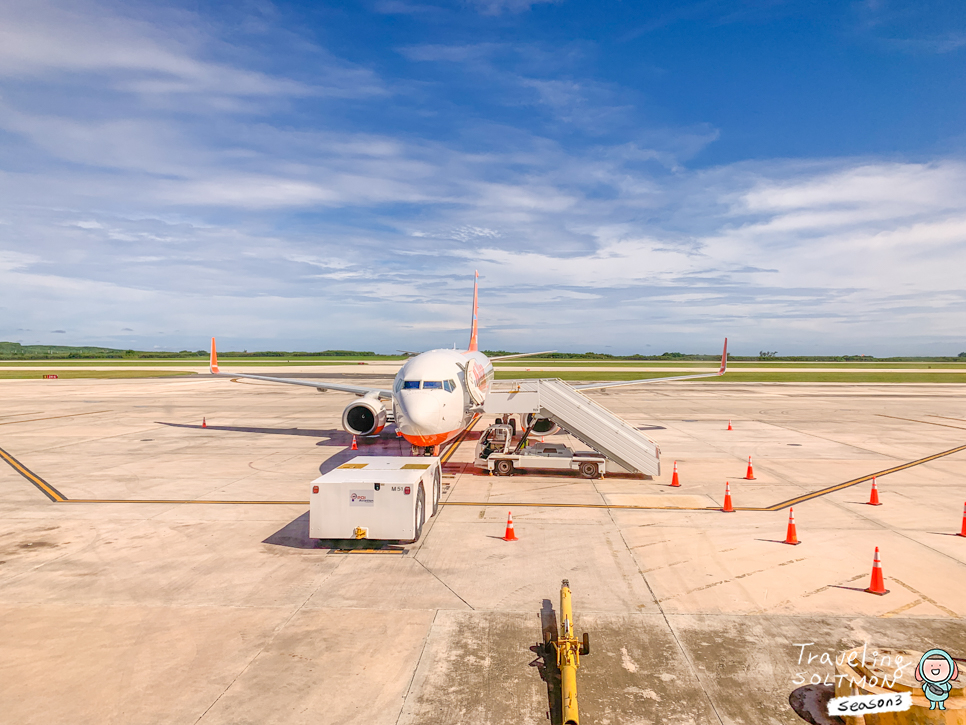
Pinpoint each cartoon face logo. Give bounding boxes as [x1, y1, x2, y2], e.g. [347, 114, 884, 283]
[915, 649, 959, 711]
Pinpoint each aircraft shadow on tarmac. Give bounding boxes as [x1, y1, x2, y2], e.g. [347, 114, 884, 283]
[531, 598, 563, 725]
[157, 421, 345, 441]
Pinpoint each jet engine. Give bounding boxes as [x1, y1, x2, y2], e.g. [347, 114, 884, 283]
[342, 396, 388, 436]
[523, 413, 562, 437]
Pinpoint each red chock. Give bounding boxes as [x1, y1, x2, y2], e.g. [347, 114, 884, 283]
[503, 511, 519, 541]
[722, 481, 735, 512]
[744, 455, 756, 480]
[865, 546, 889, 595]
[784, 507, 800, 545]
[351, 435, 358, 451]
[867, 476, 882, 506]
[670, 461, 681, 488]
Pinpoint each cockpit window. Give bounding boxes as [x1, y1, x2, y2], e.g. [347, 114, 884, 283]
[402, 380, 420, 389]
[443, 380, 456, 392]
[423, 381, 443, 389]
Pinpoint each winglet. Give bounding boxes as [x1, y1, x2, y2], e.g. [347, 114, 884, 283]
[719, 337, 728, 375]
[210, 337, 219, 374]
[467, 270, 479, 352]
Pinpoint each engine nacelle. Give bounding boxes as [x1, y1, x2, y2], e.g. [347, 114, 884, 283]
[524, 413, 562, 437]
[342, 396, 388, 436]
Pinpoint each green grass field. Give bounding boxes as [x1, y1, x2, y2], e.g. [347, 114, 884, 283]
[0, 370, 198, 380]
[493, 360, 966, 369]
[495, 370, 966, 384]
[0, 358, 394, 366]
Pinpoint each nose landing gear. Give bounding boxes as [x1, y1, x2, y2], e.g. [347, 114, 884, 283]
[411, 444, 441, 457]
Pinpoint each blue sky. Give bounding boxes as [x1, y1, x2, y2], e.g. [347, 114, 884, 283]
[1, 0, 965, 355]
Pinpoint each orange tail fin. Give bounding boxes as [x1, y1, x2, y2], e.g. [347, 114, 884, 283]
[467, 270, 479, 352]
[210, 337, 219, 374]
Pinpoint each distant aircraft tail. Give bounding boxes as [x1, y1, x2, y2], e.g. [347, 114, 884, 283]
[467, 271, 479, 352]
[210, 337, 219, 374]
[719, 337, 728, 375]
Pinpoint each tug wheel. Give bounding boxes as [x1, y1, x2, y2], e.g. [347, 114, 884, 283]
[495, 459, 514, 476]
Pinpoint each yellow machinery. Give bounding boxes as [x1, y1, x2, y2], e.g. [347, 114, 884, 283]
[550, 579, 590, 725]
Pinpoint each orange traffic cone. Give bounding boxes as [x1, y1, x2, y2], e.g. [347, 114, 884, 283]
[503, 511, 519, 541]
[867, 476, 881, 506]
[727, 419, 733, 431]
[865, 546, 889, 595]
[722, 481, 735, 512]
[202, 417, 207, 428]
[957, 501, 966, 538]
[670, 461, 681, 487]
[351, 435, 358, 450]
[744, 455, 756, 480]
[784, 507, 800, 545]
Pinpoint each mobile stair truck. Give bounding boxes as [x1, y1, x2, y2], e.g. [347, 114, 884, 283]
[478, 379, 662, 478]
[309, 457, 441, 543]
[475, 423, 610, 478]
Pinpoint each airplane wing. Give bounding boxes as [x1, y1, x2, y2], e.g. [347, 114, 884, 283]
[489, 350, 557, 361]
[570, 338, 728, 391]
[208, 338, 393, 400]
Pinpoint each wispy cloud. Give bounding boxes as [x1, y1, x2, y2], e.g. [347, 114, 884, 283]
[468, 0, 562, 16]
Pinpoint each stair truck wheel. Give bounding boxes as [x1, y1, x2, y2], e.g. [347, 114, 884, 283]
[495, 459, 514, 476]
[579, 462, 599, 479]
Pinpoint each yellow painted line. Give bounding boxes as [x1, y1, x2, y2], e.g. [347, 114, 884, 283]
[0, 410, 111, 426]
[0, 446, 66, 502]
[877, 414, 966, 431]
[441, 501, 713, 510]
[439, 414, 481, 465]
[442, 440, 966, 513]
[332, 548, 408, 555]
[65, 499, 309, 505]
[760, 441, 966, 511]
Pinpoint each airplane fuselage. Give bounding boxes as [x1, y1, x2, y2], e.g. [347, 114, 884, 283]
[391, 349, 494, 448]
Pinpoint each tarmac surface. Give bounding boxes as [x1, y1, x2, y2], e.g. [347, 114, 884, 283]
[1, 375, 965, 724]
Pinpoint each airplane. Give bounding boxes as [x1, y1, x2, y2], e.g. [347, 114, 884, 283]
[209, 272, 728, 455]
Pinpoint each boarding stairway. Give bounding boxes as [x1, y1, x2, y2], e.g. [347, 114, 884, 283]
[482, 379, 661, 476]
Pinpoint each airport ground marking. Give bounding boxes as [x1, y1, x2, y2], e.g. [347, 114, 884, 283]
[439, 414, 481, 466]
[0, 410, 111, 427]
[0, 446, 67, 502]
[877, 414, 966, 431]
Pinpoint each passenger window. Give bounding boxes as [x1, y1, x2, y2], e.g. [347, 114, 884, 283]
[402, 380, 420, 389]
[423, 381, 443, 389]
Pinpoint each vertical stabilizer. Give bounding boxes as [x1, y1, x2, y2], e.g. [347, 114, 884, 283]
[467, 271, 479, 352]
[210, 337, 219, 374]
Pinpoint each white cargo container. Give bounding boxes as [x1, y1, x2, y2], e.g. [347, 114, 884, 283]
[309, 456, 441, 542]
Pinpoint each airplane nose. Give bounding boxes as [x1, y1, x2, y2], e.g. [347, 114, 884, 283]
[397, 394, 442, 435]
